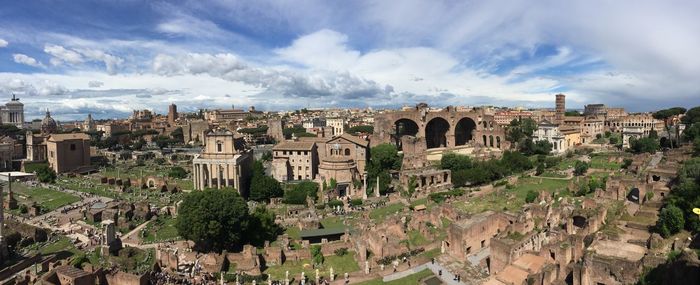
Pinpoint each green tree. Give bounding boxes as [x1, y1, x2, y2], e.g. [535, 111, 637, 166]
[682, 106, 700, 125]
[629, 137, 660, 154]
[249, 161, 283, 202]
[653, 107, 686, 148]
[246, 206, 283, 247]
[655, 205, 685, 238]
[525, 190, 539, 203]
[535, 163, 545, 176]
[440, 152, 472, 171]
[347, 125, 374, 134]
[36, 165, 57, 183]
[573, 161, 589, 176]
[283, 181, 319, 204]
[168, 166, 188, 179]
[406, 176, 417, 197]
[366, 144, 401, 194]
[176, 189, 250, 252]
[311, 245, 324, 265]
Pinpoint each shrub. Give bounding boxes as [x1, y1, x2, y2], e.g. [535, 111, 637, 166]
[334, 247, 349, 257]
[525, 190, 539, 203]
[327, 199, 343, 208]
[349, 199, 363, 206]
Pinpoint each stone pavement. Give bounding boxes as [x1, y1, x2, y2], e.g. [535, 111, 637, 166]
[383, 261, 465, 285]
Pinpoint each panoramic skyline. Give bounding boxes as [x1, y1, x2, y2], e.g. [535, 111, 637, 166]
[1, 0, 699, 120]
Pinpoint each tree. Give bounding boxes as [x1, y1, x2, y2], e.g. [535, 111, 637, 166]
[154, 135, 174, 149]
[629, 137, 660, 154]
[694, 138, 700, 157]
[249, 161, 283, 202]
[366, 144, 402, 194]
[245, 206, 283, 247]
[622, 158, 633, 169]
[261, 151, 272, 162]
[525, 190, 539, 203]
[573, 161, 589, 176]
[440, 152, 472, 171]
[347, 125, 374, 134]
[168, 166, 188, 179]
[653, 107, 686, 149]
[406, 176, 417, 197]
[311, 245, 324, 265]
[535, 163, 545, 176]
[283, 181, 319, 204]
[682, 106, 700, 125]
[655, 205, 685, 238]
[608, 136, 619, 145]
[36, 165, 57, 183]
[176, 189, 250, 252]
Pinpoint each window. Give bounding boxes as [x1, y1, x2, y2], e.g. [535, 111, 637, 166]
[70, 144, 76, 151]
[216, 141, 223, 152]
[344, 148, 350, 156]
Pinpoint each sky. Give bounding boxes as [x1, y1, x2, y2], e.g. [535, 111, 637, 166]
[1, 0, 699, 120]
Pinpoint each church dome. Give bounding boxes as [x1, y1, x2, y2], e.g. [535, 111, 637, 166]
[41, 110, 58, 134]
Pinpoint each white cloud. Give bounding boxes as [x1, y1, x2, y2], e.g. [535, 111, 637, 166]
[12, 54, 46, 68]
[88, 81, 104, 88]
[43, 44, 124, 74]
[44, 44, 84, 65]
[0, 39, 7, 47]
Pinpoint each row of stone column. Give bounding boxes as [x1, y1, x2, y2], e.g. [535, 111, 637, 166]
[193, 162, 235, 190]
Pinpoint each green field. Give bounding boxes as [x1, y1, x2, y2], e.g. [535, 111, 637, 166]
[356, 269, 434, 285]
[264, 253, 360, 280]
[12, 184, 81, 212]
[590, 155, 622, 170]
[456, 177, 570, 214]
[369, 203, 406, 221]
[142, 216, 180, 243]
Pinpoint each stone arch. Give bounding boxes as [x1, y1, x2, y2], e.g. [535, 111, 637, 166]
[627, 188, 640, 203]
[147, 178, 157, 188]
[652, 175, 660, 182]
[454, 117, 477, 146]
[572, 216, 587, 228]
[393, 118, 419, 150]
[425, 117, 450, 149]
[482, 135, 487, 146]
[489, 135, 494, 147]
[344, 148, 351, 156]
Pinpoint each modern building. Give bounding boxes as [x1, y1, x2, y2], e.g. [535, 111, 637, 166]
[0, 94, 24, 128]
[533, 120, 581, 154]
[326, 117, 345, 136]
[271, 140, 318, 181]
[192, 128, 253, 196]
[47, 133, 92, 174]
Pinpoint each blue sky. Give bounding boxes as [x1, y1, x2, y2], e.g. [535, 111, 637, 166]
[1, 0, 699, 120]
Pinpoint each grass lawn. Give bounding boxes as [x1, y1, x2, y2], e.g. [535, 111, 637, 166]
[369, 203, 406, 221]
[320, 216, 345, 229]
[539, 171, 568, 178]
[35, 237, 82, 257]
[285, 227, 301, 240]
[264, 253, 360, 280]
[555, 158, 577, 171]
[406, 230, 429, 247]
[12, 184, 81, 211]
[142, 216, 180, 243]
[456, 177, 570, 215]
[590, 155, 622, 170]
[356, 269, 434, 285]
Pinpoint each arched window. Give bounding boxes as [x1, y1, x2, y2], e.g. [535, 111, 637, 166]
[483, 135, 487, 146]
[489, 135, 494, 147]
[344, 148, 350, 156]
[496, 136, 501, 148]
[216, 141, 223, 152]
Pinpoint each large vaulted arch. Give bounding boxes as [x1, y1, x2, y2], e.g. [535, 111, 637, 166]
[393, 118, 419, 150]
[425, 117, 449, 149]
[454, 117, 477, 146]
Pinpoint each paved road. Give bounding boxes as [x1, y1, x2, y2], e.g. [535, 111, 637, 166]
[383, 262, 465, 285]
